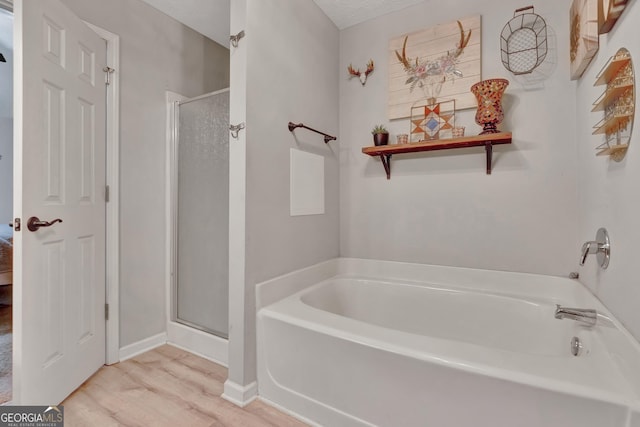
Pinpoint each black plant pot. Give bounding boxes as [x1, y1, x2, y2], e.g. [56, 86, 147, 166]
[373, 133, 389, 146]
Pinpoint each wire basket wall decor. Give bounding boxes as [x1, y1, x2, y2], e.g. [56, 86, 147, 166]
[500, 6, 548, 75]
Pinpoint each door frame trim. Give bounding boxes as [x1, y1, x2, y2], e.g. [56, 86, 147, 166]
[85, 22, 120, 365]
[165, 90, 185, 330]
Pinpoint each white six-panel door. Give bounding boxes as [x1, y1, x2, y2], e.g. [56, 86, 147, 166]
[14, 0, 107, 404]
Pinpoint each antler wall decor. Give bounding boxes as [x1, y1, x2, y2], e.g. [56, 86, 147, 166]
[347, 59, 374, 86]
[388, 16, 481, 119]
[395, 21, 471, 100]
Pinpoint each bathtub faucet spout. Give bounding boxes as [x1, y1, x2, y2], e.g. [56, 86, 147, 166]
[554, 305, 597, 327]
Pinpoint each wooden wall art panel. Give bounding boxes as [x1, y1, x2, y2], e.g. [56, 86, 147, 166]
[388, 15, 482, 120]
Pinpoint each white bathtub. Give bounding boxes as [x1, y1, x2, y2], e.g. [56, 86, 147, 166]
[256, 259, 640, 427]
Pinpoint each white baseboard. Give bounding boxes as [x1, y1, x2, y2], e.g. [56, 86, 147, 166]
[222, 380, 257, 407]
[167, 321, 228, 366]
[118, 332, 167, 362]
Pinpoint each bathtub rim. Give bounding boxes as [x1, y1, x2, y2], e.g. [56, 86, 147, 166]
[256, 257, 589, 310]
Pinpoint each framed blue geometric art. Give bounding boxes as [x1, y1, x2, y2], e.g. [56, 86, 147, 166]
[410, 99, 455, 142]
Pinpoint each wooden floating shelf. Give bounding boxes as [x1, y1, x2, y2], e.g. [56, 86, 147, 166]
[591, 83, 633, 112]
[596, 144, 629, 156]
[592, 113, 633, 135]
[595, 57, 631, 86]
[361, 132, 512, 179]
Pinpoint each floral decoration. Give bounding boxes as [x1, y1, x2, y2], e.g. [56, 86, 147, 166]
[395, 21, 472, 101]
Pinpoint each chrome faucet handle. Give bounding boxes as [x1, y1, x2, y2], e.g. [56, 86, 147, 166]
[580, 241, 596, 265]
[579, 228, 610, 269]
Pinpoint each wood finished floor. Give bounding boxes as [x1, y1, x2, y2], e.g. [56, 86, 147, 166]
[63, 345, 308, 427]
[0, 302, 11, 404]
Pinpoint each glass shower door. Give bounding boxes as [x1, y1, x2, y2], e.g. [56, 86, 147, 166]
[174, 89, 229, 338]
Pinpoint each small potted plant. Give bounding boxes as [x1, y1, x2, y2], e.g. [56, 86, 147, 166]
[371, 124, 389, 146]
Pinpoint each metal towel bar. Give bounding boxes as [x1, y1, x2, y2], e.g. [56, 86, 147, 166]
[288, 122, 336, 144]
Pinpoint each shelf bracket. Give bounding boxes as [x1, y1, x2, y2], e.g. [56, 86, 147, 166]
[379, 154, 391, 179]
[485, 142, 493, 175]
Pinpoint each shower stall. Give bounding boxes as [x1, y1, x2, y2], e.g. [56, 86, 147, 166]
[167, 89, 229, 361]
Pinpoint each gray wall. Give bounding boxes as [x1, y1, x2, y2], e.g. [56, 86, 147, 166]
[339, 0, 579, 276]
[61, 0, 230, 347]
[0, 118, 12, 224]
[229, 0, 340, 386]
[575, 2, 640, 340]
[245, 2, 340, 283]
[0, 8, 12, 224]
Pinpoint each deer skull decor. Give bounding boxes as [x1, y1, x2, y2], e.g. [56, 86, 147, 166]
[347, 59, 375, 86]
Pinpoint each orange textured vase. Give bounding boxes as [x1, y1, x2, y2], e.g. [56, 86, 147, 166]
[471, 78, 509, 134]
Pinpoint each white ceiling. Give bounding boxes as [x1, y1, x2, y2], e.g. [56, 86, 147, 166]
[312, 0, 426, 29]
[139, 0, 426, 47]
[139, 0, 230, 47]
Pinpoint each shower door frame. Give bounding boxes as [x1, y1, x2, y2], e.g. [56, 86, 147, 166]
[165, 89, 229, 364]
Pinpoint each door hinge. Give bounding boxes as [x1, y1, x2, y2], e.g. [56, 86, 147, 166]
[105, 303, 109, 320]
[105, 185, 110, 202]
[103, 66, 115, 86]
